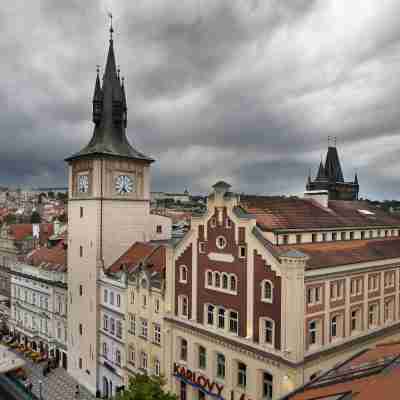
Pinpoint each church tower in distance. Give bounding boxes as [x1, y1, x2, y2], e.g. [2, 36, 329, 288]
[65, 22, 154, 393]
[306, 144, 359, 201]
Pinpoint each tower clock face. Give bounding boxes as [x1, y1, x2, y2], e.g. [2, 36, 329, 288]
[115, 175, 134, 194]
[78, 175, 89, 193]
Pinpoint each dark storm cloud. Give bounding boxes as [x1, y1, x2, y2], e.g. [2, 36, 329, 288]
[1, 0, 400, 198]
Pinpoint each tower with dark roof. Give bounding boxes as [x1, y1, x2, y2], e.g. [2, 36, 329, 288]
[306, 145, 359, 200]
[65, 21, 155, 394]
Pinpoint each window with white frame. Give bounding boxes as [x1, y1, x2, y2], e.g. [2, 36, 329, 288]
[207, 304, 215, 325]
[384, 271, 395, 288]
[229, 311, 239, 335]
[130, 290, 135, 305]
[103, 315, 108, 331]
[216, 353, 225, 379]
[350, 277, 363, 296]
[198, 345, 207, 369]
[129, 346, 135, 366]
[116, 350, 122, 366]
[384, 298, 394, 323]
[154, 323, 161, 345]
[140, 318, 148, 339]
[216, 236, 227, 250]
[368, 274, 379, 292]
[351, 308, 362, 333]
[215, 272, 221, 288]
[262, 372, 273, 400]
[180, 338, 188, 361]
[155, 298, 160, 313]
[330, 315, 340, 339]
[141, 351, 148, 370]
[207, 270, 213, 286]
[179, 295, 189, 318]
[222, 273, 229, 289]
[110, 291, 114, 305]
[142, 294, 147, 309]
[179, 265, 188, 283]
[154, 358, 161, 376]
[116, 294, 121, 307]
[129, 314, 136, 335]
[116, 321, 123, 339]
[261, 318, 274, 346]
[230, 275, 237, 292]
[330, 280, 344, 300]
[237, 362, 247, 387]
[306, 286, 322, 305]
[102, 342, 108, 357]
[261, 280, 273, 303]
[218, 308, 225, 329]
[308, 320, 321, 346]
[368, 303, 379, 328]
[206, 270, 237, 294]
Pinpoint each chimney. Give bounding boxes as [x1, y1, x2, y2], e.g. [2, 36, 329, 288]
[304, 190, 329, 208]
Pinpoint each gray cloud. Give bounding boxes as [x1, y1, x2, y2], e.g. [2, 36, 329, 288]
[0, 0, 400, 199]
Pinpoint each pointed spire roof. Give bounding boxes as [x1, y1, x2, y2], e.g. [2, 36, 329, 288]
[93, 67, 102, 102]
[66, 23, 153, 163]
[324, 146, 344, 182]
[316, 161, 327, 181]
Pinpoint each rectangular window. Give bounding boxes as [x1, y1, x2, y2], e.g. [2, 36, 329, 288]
[237, 362, 247, 387]
[110, 292, 114, 305]
[309, 320, 318, 345]
[312, 233, 317, 243]
[80, 207, 83, 218]
[216, 353, 225, 379]
[341, 232, 346, 240]
[262, 372, 273, 400]
[332, 232, 337, 241]
[199, 242, 206, 254]
[350, 231, 354, 240]
[79, 246, 83, 257]
[368, 275, 379, 292]
[155, 298, 160, 313]
[130, 290, 134, 305]
[351, 309, 360, 332]
[154, 323, 161, 345]
[207, 305, 214, 325]
[103, 315, 108, 331]
[198, 346, 206, 369]
[110, 318, 115, 335]
[282, 235, 288, 245]
[129, 314, 136, 335]
[296, 234, 302, 244]
[239, 246, 246, 258]
[180, 339, 188, 361]
[141, 319, 148, 339]
[368, 303, 379, 328]
[264, 319, 274, 345]
[218, 308, 225, 329]
[229, 311, 239, 335]
[361, 231, 365, 239]
[116, 321, 123, 339]
[322, 233, 327, 242]
[104, 289, 108, 303]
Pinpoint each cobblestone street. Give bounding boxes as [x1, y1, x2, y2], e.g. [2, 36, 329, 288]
[10, 350, 96, 400]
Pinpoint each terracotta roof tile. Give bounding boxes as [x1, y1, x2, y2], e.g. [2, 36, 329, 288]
[9, 223, 54, 243]
[280, 237, 400, 269]
[239, 196, 400, 231]
[26, 242, 67, 272]
[288, 343, 400, 400]
[107, 242, 157, 273]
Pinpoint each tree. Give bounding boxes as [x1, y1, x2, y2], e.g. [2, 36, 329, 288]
[115, 374, 177, 400]
[30, 211, 42, 224]
[58, 213, 67, 223]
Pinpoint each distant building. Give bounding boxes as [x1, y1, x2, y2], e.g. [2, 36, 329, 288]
[151, 190, 191, 204]
[8, 241, 68, 368]
[306, 144, 359, 200]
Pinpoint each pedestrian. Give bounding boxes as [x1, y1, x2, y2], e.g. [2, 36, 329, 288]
[75, 384, 80, 399]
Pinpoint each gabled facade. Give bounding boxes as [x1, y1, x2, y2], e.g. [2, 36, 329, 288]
[163, 182, 400, 400]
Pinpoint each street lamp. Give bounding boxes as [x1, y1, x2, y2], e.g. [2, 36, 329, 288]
[39, 380, 42, 400]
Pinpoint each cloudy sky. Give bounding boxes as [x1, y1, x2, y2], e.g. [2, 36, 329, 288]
[1, 0, 400, 199]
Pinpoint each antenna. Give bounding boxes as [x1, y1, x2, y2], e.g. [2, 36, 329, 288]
[108, 12, 113, 40]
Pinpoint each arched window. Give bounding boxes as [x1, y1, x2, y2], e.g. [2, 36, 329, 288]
[230, 275, 237, 292]
[179, 266, 188, 283]
[216, 236, 227, 249]
[179, 295, 189, 318]
[215, 272, 221, 288]
[261, 280, 273, 303]
[222, 273, 228, 289]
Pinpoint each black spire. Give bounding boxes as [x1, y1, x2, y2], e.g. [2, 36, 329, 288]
[66, 22, 153, 163]
[315, 161, 327, 181]
[324, 146, 344, 182]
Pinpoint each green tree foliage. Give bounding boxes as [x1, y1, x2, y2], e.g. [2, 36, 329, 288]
[58, 213, 67, 223]
[30, 211, 42, 224]
[115, 374, 177, 400]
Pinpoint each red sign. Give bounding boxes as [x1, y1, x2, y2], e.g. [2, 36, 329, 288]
[174, 363, 224, 397]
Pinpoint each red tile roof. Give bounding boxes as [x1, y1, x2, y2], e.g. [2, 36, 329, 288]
[239, 196, 400, 231]
[107, 242, 158, 273]
[9, 223, 54, 243]
[287, 342, 400, 400]
[280, 237, 400, 269]
[25, 242, 67, 272]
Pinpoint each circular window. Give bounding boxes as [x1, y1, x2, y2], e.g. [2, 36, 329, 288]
[216, 236, 227, 249]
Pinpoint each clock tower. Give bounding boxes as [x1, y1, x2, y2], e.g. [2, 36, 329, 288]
[65, 23, 154, 393]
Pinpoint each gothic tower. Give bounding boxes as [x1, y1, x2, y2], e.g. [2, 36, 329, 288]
[306, 144, 359, 201]
[65, 23, 154, 393]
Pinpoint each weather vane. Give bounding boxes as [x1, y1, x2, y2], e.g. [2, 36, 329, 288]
[108, 12, 113, 40]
